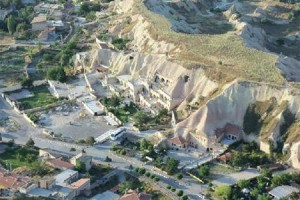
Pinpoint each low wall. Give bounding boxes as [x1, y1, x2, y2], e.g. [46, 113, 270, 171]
[22, 113, 38, 128]
[24, 99, 69, 114]
[98, 101, 122, 125]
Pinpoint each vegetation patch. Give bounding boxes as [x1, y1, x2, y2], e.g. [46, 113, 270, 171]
[243, 98, 277, 135]
[0, 145, 53, 176]
[17, 85, 61, 110]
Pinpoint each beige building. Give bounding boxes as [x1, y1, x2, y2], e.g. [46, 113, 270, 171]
[102, 72, 184, 112]
[68, 178, 90, 196]
[167, 136, 187, 150]
[31, 15, 47, 31]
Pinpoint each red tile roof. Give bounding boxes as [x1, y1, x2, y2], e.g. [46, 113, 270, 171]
[68, 178, 90, 189]
[0, 168, 30, 189]
[47, 158, 74, 170]
[168, 136, 186, 145]
[214, 123, 241, 138]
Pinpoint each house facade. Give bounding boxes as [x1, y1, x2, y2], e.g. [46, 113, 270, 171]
[102, 72, 184, 112]
[31, 15, 47, 31]
[167, 136, 187, 150]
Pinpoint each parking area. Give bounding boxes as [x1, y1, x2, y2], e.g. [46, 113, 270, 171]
[37, 103, 114, 140]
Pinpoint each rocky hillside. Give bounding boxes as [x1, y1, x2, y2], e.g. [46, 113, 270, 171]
[85, 0, 300, 168]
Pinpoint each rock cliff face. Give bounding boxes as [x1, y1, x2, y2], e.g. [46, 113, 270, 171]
[176, 81, 294, 134]
[88, 0, 300, 168]
[91, 49, 218, 101]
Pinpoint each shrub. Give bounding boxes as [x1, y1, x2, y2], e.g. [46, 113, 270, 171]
[150, 174, 156, 179]
[167, 185, 171, 189]
[177, 190, 184, 197]
[20, 77, 33, 87]
[176, 173, 183, 180]
[111, 37, 129, 50]
[46, 67, 67, 82]
[171, 188, 176, 192]
[85, 136, 95, 145]
[155, 177, 160, 181]
[70, 147, 76, 151]
[145, 172, 151, 177]
[134, 168, 139, 173]
[120, 149, 126, 155]
[138, 168, 146, 175]
[182, 195, 189, 200]
[105, 156, 112, 162]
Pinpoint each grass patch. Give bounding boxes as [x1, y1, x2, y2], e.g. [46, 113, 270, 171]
[113, 105, 139, 123]
[17, 85, 60, 110]
[0, 146, 38, 169]
[0, 48, 27, 74]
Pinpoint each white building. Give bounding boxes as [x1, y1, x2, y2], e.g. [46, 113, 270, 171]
[55, 169, 78, 187]
[83, 100, 104, 116]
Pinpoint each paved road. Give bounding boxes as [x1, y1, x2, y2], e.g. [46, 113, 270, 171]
[0, 96, 40, 144]
[0, 96, 204, 199]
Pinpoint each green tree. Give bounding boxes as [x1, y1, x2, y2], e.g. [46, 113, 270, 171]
[20, 77, 33, 87]
[110, 95, 121, 107]
[140, 139, 149, 151]
[250, 187, 259, 198]
[75, 160, 86, 173]
[12, 0, 23, 9]
[16, 23, 26, 33]
[43, 54, 52, 62]
[272, 174, 291, 187]
[258, 194, 272, 200]
[198, 165, 210, 177]
[25, 138, 35, 147]
[0, 133, 2, 142]
[133, 111, 149, 126]
[182, 195, 189, 200]
[86, 136, 95, 145]
[176, 173, 183, 180]
[0, 0, 11, 8]
[165, 157, 179, 175]
[177, 190, 184, 197]
[86, 11, 96, 21]
[46, 67, 67, 82]
[79, 2, 90, 15]
[7, 15, 16, 34]
[215, 185, 232, 200]
[237, 179, 251, 189]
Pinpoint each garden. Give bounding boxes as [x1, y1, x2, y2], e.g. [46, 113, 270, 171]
[0, 144, 53, 176]
[101, 96, 140, 123]
[16, 85, 61, 110]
